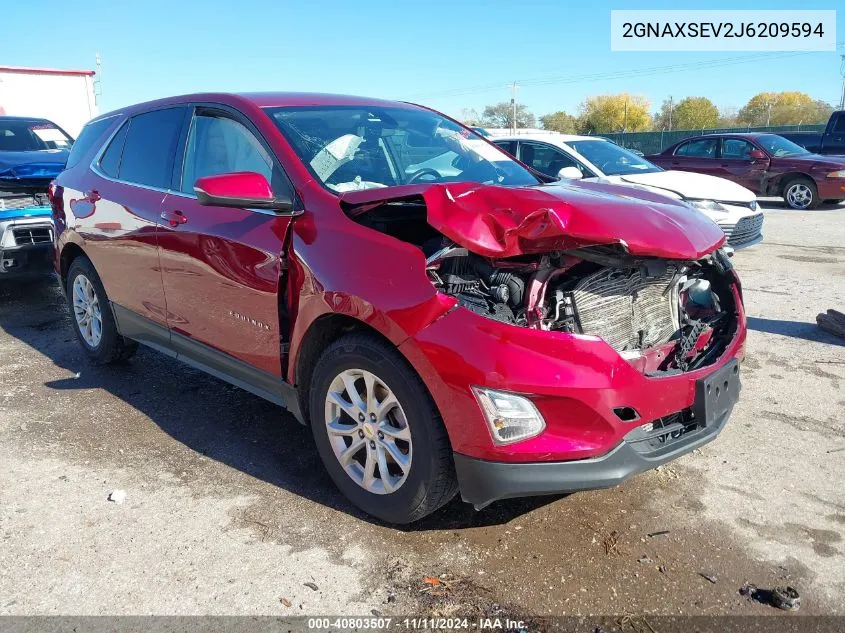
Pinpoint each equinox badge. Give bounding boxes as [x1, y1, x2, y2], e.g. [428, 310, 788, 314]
[228, 310, 271, 331]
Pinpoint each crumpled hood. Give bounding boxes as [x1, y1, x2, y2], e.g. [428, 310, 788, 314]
[341, 179, 725, 260]
[613, 170, 756, 203]
[0, 149, 69, 187]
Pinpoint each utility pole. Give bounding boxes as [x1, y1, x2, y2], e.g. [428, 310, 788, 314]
[623, 98, 628, 132]
[94, 53, 102, 105]
[87, 52, 103, 118]
[766, 102, 772, 127]
[668, 96, 673, 131]
[510, 81, 518, 133]
[839, 55, 845, 110]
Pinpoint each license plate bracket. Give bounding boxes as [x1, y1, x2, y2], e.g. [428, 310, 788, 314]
[693, 358, 741, 426]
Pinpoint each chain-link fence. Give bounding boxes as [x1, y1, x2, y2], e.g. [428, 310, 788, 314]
[600, 124, 826, 155]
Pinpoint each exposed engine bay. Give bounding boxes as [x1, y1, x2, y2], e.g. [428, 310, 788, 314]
[346, 197, 739, 375]
[426, 244, 737, 373]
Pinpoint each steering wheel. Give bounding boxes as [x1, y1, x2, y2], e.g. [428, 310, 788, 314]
[407, 168, 441, 184]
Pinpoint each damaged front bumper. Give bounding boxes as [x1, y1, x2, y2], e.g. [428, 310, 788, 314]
[0, 212, 55, 277]
[399, 283, 745, 508]
[456, 358, 739, 509]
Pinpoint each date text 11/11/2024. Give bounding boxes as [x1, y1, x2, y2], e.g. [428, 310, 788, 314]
[306, 617, 529, 631]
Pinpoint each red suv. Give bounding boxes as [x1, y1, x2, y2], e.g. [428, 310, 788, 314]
[51, 93, 746, 523]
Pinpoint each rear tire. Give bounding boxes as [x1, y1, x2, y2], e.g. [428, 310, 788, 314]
[308, 333, 457, 524]
[782, 177, 819, 210]
[66, 256, 137, 364]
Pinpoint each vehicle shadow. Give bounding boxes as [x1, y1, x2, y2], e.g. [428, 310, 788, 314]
[746, 316, 844, 347]
[0, 277, 558, 531]
[757, 198, 844, 211]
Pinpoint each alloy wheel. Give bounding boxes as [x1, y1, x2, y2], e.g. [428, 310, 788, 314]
[324, 368, 412, 494]
[72, 274, 103, 348]
[786, 183, 813, 209]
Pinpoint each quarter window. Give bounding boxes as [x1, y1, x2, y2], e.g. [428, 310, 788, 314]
[180, 114, 276, 194]
[98, 122, 129, 178]
[675, 138, 717, 158]
[118, 108, 186, 189]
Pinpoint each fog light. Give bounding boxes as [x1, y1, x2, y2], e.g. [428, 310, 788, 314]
[471, 387, 546, 445]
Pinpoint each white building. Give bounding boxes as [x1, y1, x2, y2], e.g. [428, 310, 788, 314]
[0, 65, 98, 138]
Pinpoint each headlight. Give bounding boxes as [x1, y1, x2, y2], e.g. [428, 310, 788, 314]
[687, 199, 728, 212]
[827, 170, 845, 178]
[471, 387, 546, 445]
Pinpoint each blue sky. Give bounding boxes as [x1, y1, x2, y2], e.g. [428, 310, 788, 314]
[3, 0, 843, 120]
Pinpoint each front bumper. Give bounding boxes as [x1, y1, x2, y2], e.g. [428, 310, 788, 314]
[0, 213, 55, 277]
[817, 178, 845, 201]
[400, 296, 745, 462]
[716, 208, 764, 249]
[455, 400, 732, 509]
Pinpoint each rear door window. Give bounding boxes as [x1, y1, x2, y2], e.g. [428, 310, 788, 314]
[675, 138, 718, 158]
[118, 107, 187, 189]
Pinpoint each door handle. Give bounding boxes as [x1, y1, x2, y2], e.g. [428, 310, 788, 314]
[160, 210, 188, 227]
[85, 190, 101, 203]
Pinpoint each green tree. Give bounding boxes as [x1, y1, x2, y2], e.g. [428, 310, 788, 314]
[579, 94, 651, 133]
[481, 102, 536, 128]
[654, 97, 719, 130]
[737, 92, 834, 126]
[653, 99, 674, 130]
[539, 110, 579, 133]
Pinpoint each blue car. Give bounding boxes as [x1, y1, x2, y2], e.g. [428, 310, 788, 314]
[0, 116, 72, 278]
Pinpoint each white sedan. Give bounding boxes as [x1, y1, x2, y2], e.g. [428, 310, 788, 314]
[490, 133, 764, 248]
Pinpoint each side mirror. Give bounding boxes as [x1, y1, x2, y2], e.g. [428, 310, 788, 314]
[194, 172, 294, 213]
[557, 166, 583, 180]
[749, 149, 767, 161]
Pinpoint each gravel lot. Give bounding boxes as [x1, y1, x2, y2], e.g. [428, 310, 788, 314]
[1, 199, 843, 619]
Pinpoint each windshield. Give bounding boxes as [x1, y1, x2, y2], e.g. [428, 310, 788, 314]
[265, 106, 539, 193]
[568, 140, 661, 176]
[0, 120, 73, 152]
[755, 134, 810, 157]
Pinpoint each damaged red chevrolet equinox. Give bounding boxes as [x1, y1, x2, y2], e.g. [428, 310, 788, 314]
[51, 93, 745, 523]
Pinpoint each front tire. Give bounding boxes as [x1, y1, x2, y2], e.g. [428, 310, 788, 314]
[66, 256, 137, 364]
[309, 333, 457, 523]
[783, 177, 819, 210]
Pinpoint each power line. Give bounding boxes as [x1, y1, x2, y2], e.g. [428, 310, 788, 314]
[406, 49, 841, 102]
[408, 52, 805, 100]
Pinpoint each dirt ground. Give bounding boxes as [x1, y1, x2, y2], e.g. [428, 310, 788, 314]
[1, 199, 843, 621]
